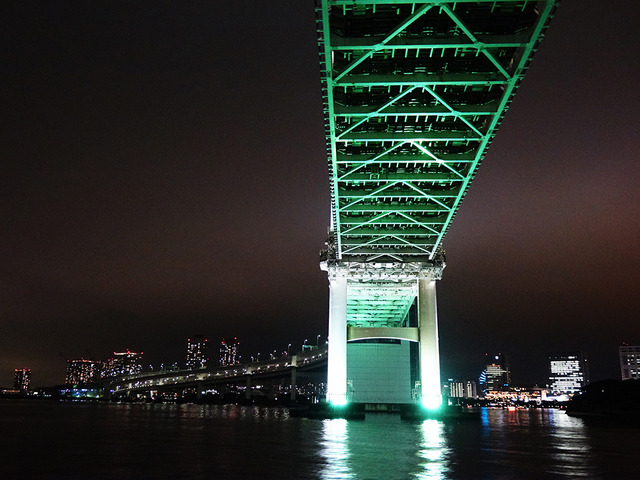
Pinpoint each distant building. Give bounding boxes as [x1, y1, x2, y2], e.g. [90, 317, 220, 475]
[102, 350, 143, 378]
[619, 345, 640, 380]
[186, 335, 209, 370]
[14, 368, 31, 392]
[219, 338, 239, 367]
[484, 386, 547, 404]
[448, 379, 478, 399]
[66, 359, 101, 386]
[478, 369, 487, 388]
[548, 352, 590, 394]
[484, 353, 510, 391]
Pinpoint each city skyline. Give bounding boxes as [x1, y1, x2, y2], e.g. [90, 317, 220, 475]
[1, 1, 639, 386]
[4, 335, 635, 391]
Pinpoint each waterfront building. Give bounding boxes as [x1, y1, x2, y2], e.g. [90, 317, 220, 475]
[619, 344, 640, 380]
[219, 338, 239, 366]
[186, 335, 209, 370]
[484, 386, 547, 405]
[548, 352, 590, 394]
[65, 359, 101, 386]
[14, 368, 31, 391]
[484, 354, 511, 391]
[101, 350, 143, 378]
[447, 379, 478, 399]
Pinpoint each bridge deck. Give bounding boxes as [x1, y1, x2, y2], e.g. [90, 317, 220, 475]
[109, 348, 327, 394]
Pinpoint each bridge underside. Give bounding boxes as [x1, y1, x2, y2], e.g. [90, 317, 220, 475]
[324, 261, 444, 406]
[317, 0, 557, 407]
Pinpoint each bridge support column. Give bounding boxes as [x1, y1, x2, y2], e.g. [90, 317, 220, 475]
[290, 366, 297, 402]
[418, 278, 442, 409]
[327, 275, 347, 405]
[197, 380, 203, 400]
[245, 374, 252, 401]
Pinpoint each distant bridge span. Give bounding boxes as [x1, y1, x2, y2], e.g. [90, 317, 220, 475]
[108, 347, 327, 400]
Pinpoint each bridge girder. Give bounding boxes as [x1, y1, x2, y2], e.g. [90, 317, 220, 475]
[318, 0, 558, 262]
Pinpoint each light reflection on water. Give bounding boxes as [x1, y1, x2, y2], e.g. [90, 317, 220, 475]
[416, 420, 448, 479]
[320, 419, 354, 480]
[547, 410, 596, 478]
[317, 408, 628, 480]
[461, 408, 600, 479]
[3, 401, 640, 479]
[320, 414, 449, 480]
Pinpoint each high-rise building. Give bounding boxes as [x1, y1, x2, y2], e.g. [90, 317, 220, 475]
[101, 350, 143, 378]
[619, 344, 640, 380]
[548, 352, 590, 394]
[219, 338, 239, 367]
[448, 379, 478, 399]
[484, 353, 510, 391]
[66, 359, 101, 386]
[14, 368, 31, 392]
[186, 335, 209, 370]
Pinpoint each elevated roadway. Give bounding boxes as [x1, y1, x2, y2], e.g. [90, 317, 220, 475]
[107, 346, 327, 400]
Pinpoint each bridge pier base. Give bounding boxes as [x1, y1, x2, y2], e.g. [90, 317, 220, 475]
[197, 380, 203, 400]
[245, 374, 252, 401]
[290, 366, 297, 402]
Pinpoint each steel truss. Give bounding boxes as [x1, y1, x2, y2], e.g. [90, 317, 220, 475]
[324, 260, 443, 327]
[318, 0, 558, 267]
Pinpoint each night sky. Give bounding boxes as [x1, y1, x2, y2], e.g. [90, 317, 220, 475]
[1, 1, 638, 387]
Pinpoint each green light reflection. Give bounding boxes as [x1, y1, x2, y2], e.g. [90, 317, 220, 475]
[320, 419, 354, 480]
[319, 415, 449, 479]
[416, 419, 448, 479]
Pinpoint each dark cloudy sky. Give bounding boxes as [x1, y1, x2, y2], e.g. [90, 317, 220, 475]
[1, 1, 638, 387]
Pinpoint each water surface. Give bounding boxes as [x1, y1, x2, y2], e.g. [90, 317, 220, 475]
[1, 401, 637, 479]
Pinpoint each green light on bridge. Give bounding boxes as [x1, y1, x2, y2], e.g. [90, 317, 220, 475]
[421, 396, 442, 411]
[328, 394, 348, 406]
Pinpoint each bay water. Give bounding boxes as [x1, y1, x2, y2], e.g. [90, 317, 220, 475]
[1, 400, 637, 479]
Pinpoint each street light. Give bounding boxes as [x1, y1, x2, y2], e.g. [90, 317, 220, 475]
[288, 344, 292, 356]
[317, 335, 321, 346]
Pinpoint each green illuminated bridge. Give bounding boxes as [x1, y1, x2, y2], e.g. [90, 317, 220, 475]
[316, 0, 557, 408]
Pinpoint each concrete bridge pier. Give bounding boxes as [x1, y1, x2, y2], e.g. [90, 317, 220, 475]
[326, 275, 347, 405]
[322, 262, 444, 408]
[245, 373, 252, 401]
[290, 366, 297, 402]
[290, 355, 298, 402]
[268, 382, 278, 401]
[418, 278, 442, 409]
[196, 380, 203, 400]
